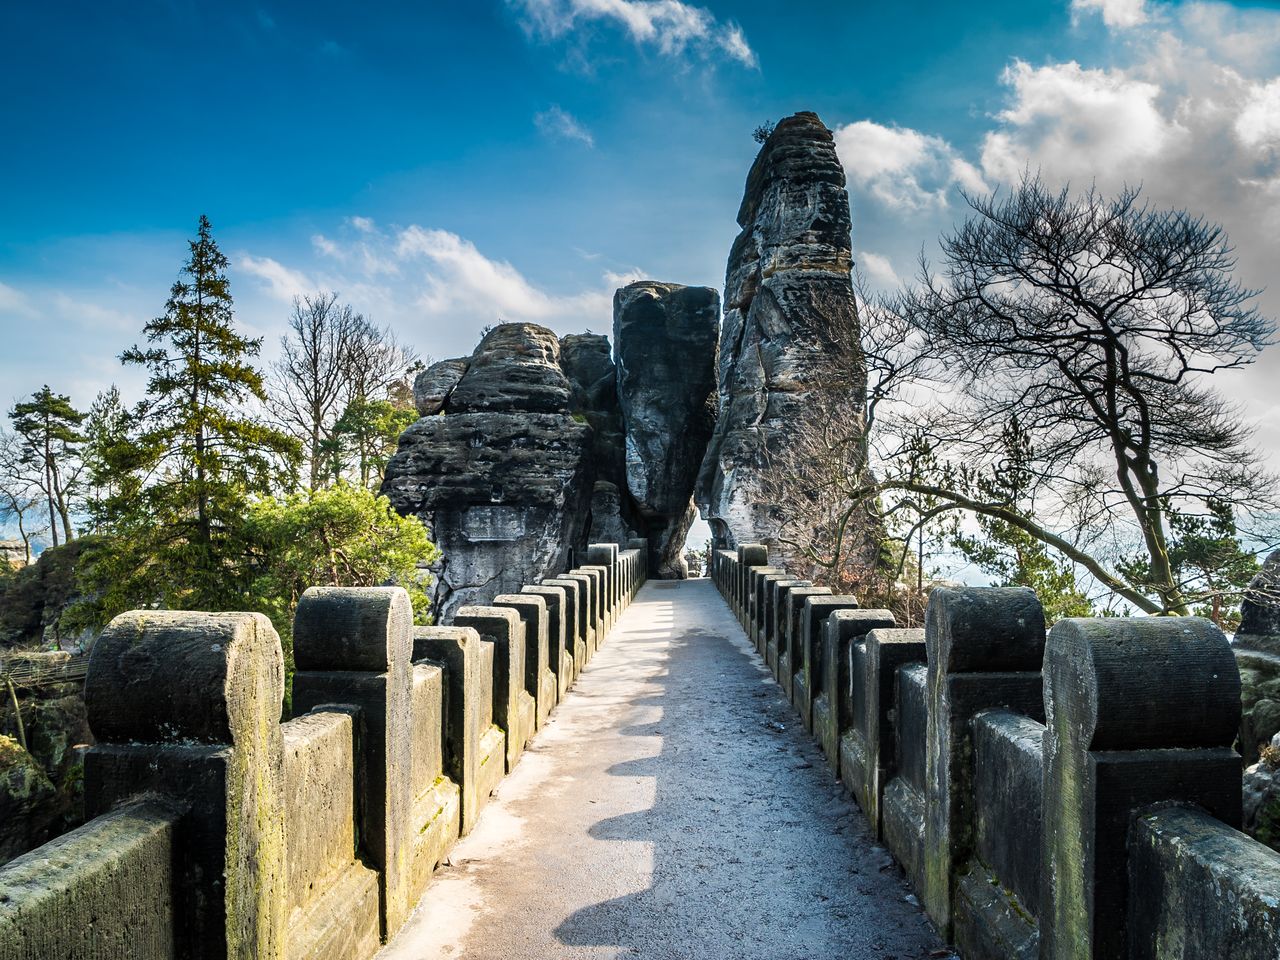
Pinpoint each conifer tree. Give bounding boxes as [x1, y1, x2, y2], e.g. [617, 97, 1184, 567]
[96, 215, 299, 611]
[10, 386, 85, 547]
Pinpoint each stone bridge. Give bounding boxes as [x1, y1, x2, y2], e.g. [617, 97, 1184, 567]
[2, 541, 1279, 959]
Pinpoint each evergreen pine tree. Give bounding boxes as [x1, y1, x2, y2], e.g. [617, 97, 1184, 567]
[10, 386, 86, 547]
[96, 215, 299, 611]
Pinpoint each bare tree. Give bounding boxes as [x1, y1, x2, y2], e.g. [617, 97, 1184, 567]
[0, 429, 48, 563]
[822, 177, 1277, 616]
[759, 272, 944, 610]
[270, 293, 420, 490]
[270, 293, 361, 490]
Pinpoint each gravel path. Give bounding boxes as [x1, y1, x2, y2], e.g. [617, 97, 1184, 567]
[380, 578, 947, 960]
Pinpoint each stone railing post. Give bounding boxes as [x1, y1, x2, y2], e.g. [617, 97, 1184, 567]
[453, 606, 534, 771]
[494, 593, 555, 729]
[587, 543, 620, 625]
[546, 575, 591, 675]
[921, 587, 1046, 938]
[767, 579, 811, 680]
[412, 625, 504, 835]
[85, 610, 286, 960]
[523, 584, 572, 699]
[817, 609, 896, 774]
[747, 566, 784, 649]
[848, 627, 924, 836]
[626, 537, 649, 583]
[1042, 617, 1242, 960]
[779, 586, 831, 703]
[794, 593, 857, 729]
[737, 544, 768, 625]
[571, 566, 605, 653]
[291, 586, 416, 938]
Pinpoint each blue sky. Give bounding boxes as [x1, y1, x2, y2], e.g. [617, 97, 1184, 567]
[2, 0, 1280, 466]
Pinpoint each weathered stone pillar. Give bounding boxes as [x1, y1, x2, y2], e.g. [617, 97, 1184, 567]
[747, 566, 784, 650]
[829, 609, 897, 777]
[291, 586, 418, 937]
[571, 566, 605, 654]
[768, 579, 812, 679]
[921, 587, 1046, 937]
[412, 625, 505, 834]
[754, 572, 789, 654]
[587, 543, 620, 625]
[794, 594, 858, 730]
[737, 544, 768, 625]
[547, 574, 591, 674]
[846, 627, 923, 836]
[453, 606, 534, 772]
[1042, 617, 1242, 960]
[525, 584, 573, 697]
[780, 586, 831, 704]
[85, 610, 286, 960]
[494, 594, 555, 729]
[579, 563, 611, 636]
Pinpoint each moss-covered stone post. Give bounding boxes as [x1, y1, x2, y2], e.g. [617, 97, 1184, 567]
[291, 586, 415, 939]
[85, 610, 287, 960]
[1042, 617, 1242, 960]
[453, 606, 532, 772]
[921, 587, 1046, 938]
[412, 625, 503, 835]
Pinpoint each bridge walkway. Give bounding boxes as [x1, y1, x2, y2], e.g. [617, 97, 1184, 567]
[379, 578, 946, 960]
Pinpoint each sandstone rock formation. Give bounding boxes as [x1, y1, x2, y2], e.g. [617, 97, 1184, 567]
[696, 111, 872, 571]
[614, 281, 719, 577]
[383, 324, 595, 620]
[1237, 551, 1280, 765]
[1239, 552, 1280, 652]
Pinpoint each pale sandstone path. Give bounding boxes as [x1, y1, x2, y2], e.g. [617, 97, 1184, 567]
[378, 578, 946, 960]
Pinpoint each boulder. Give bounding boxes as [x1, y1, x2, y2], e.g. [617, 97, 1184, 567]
[413, 357, 469, 416]
[447, 324, 571, 414]
[0, 734, 57, 865]
[1243, 731, 1280, 851]
[1238, 551, 1280, 654]
[614, 281, 719, 577]
[695, 111, 875, 572]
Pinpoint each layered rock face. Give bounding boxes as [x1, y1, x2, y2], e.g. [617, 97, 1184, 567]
[696, 111, 871, 570]
[383, 324, 596, 620]
[385, 296, 723, 614]
[1237, 552, 1280, 765]
[614, 281, 719, 577]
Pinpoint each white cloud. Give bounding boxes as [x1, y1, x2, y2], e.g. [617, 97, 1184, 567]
[510, 0, 756, 67]
[980, 59, 1178, 184]
[857, 252, 902, 290]
[833, 120, 987, 211]
[0, 281, 36, 318]
[1072, 0, 1148, 29]
[240, 219, 642, 358]
[535, 105, 596, 147]
[238, 255, 312, 303]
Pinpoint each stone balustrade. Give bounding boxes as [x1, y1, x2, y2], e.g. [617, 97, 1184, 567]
[714, 544, 1280, 959]
[0, 543, 647, 960]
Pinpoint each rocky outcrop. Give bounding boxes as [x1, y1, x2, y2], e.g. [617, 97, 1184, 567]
[1236, 552, 1280, 765]
[696, 111, 873, 572]
[614, 281, 719, 577]
[413, 357, 469, 416]
[1239, 552, 1280, 652]
[383, 324, 596, 620]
